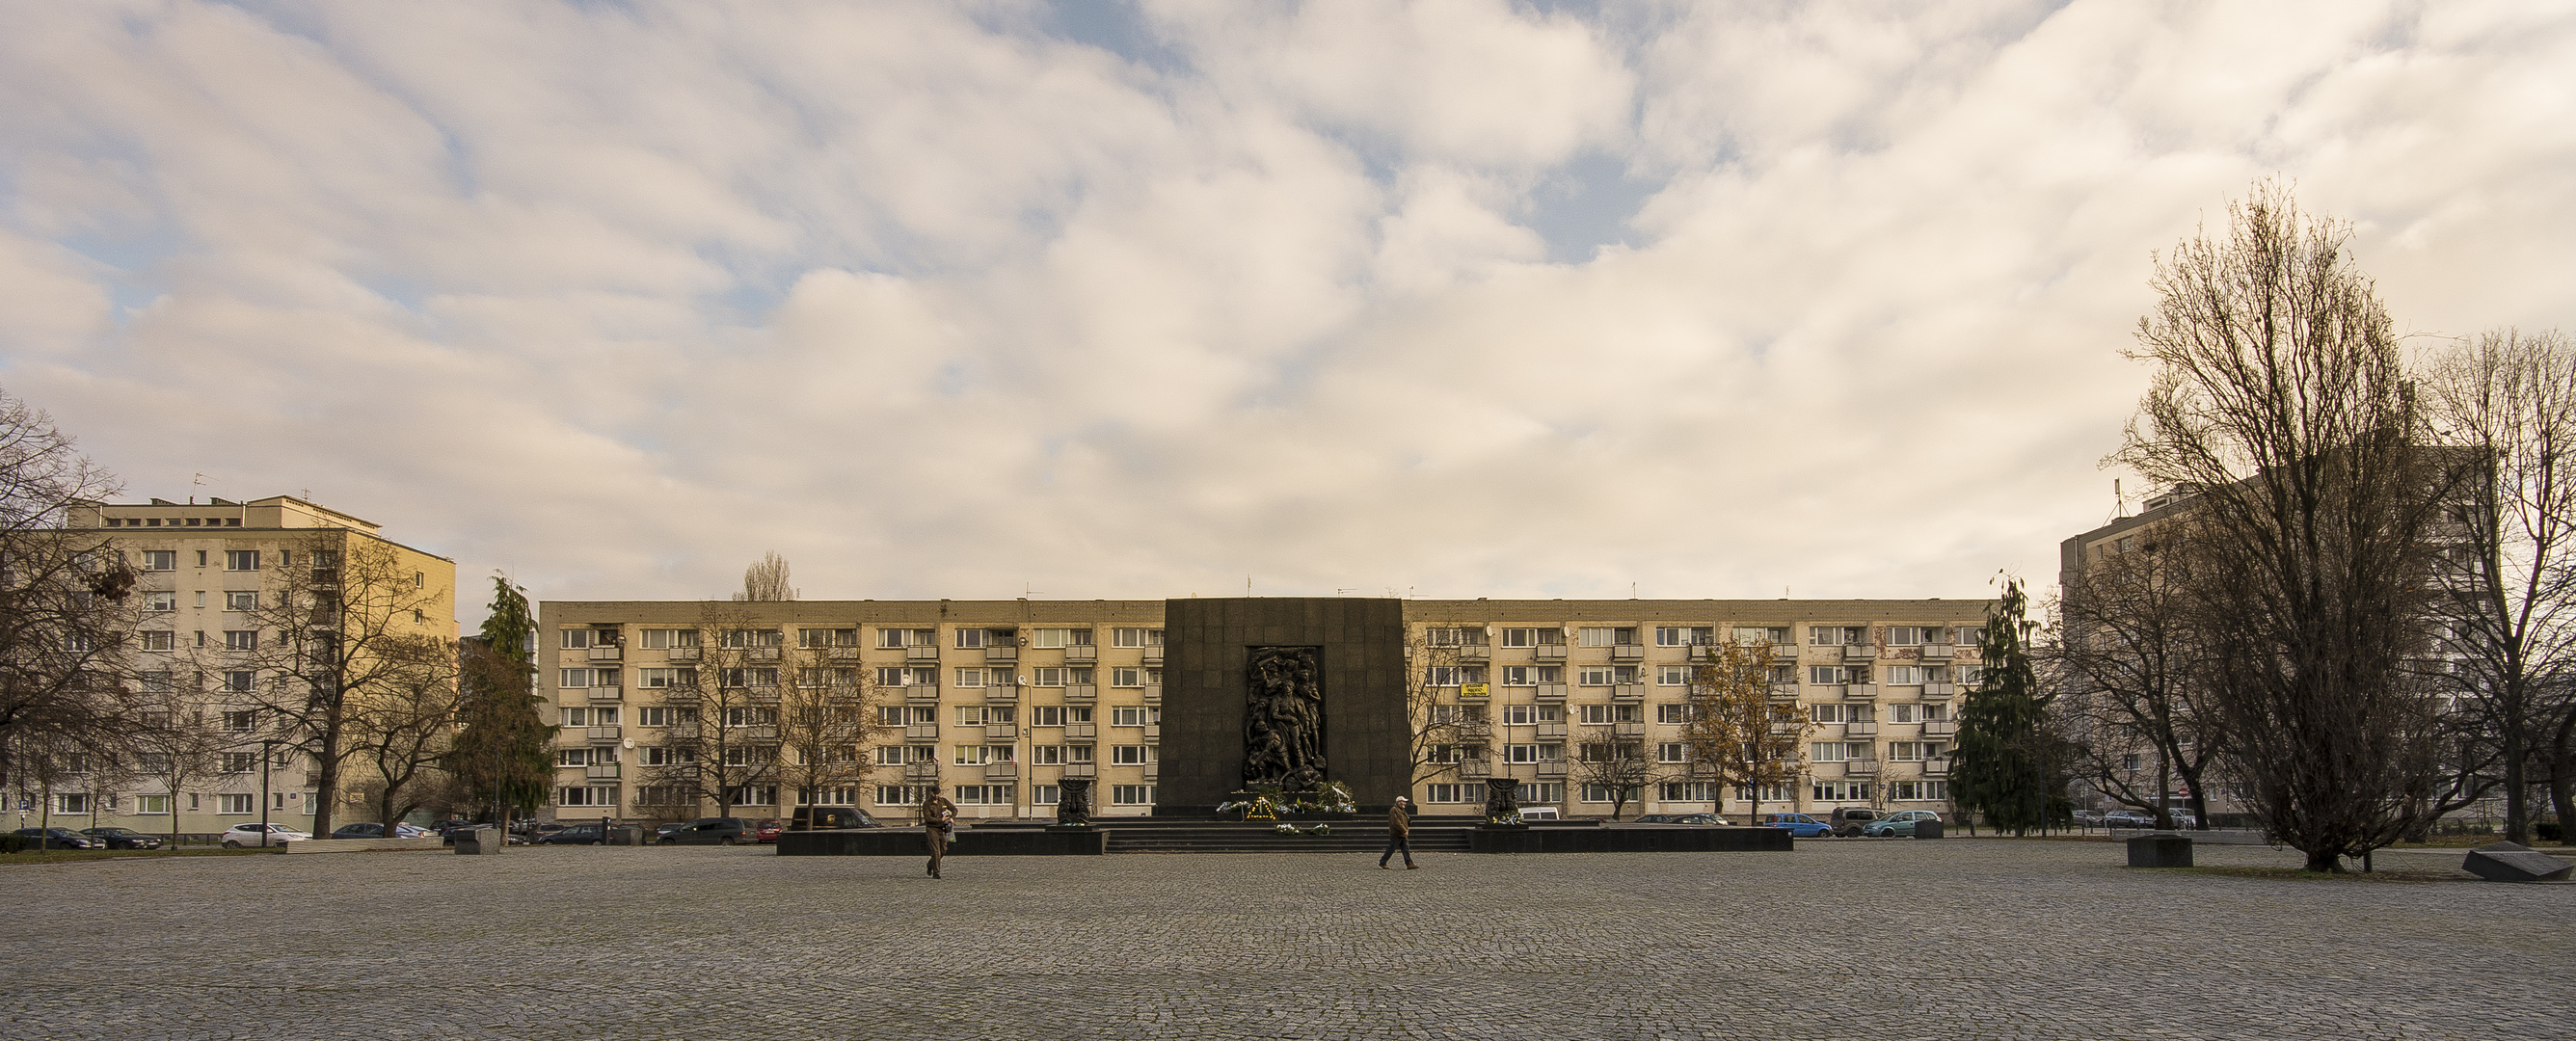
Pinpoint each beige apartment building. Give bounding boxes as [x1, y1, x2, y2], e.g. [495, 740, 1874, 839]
[23, 495, 459, 837]
[538, 598, 1987, 823]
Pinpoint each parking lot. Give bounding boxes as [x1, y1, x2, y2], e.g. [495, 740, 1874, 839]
[3, 837, 2568, 1040]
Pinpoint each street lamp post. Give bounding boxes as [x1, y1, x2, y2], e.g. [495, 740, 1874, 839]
[257, 739, 279, 846]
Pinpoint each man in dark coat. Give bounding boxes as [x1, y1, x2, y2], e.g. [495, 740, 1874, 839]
[1380, 794, 1418, 869]
[921, 785, 957, 879]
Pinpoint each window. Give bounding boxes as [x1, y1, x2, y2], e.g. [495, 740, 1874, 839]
[1886, 627, 1927, 646]
[1577, 667, 1614, 686]
[144, 592, 176, 613]
[1888, 741, 1941, 761]
[224, 549, 258, 572]
[1656, 743, 1687, 763]
[1809, 665, 1848, 685]
[1032, 667, 1065, 687]
[1032, 628, 1093, 649]
[1654, 627, 1712, 647]
[559, 668, 594, 689]
[135, 794, 172, 815]
[719, 667, 778, 688]
[1111, 744, 1153, 765]
[953, 786, 1015, 806]
[554, 786, 622, 808]
[1886, 703, 1918, 724]
[639, 629, 671, 650]
[1811, 741, 1850, 762]
[1112, 627, 1163, 648]
[1734, 626, 1791, 646]
[1111, 785, 1156, 806]
[1885, 665, 1922, 685]
[138, 671, 173, 693]
[142, 550, 176, 571]
[223, 590, 256, 612]
[1809, 626, 1865, 646]
[876, 785, 934, 807]
[52, 792, 90, 814]
[719, 707, 770, 729]
[1516, 782, 1566, 804]
[1500, 665, 1563, 685]
[221, 671, 255, 695]
[641, 747, 693, 766]
[1659, 782, 1714, 802]
[1580, 784, 1638, 803]
[953, 706, 1017, 726]
[1111, 706, 1157, 727]
[719, 628, 783, 649]
[1423, 784, 1469, 804]
[1577, 627, 1619, 647]
[1033, 786, 1060, 806]
[139, 630, 174, 652]
[1811, 782, 1872, 802]
[1656, 665, 1689, 686]
[1425, 665, 1486, 687]
[1960, 665, 1985, 687]
[220, 752, 257, 774]
[1891, 781, 1948, 802]
[1955, 627, 1982, 647]
[1655, 704, 1692, 724]
[638, 668, 687, 689]
[224, 630, 257, 651]
[219, 793, 255, 814]
[1810, 704, 1851, 725]
[798, 627, 859, 649]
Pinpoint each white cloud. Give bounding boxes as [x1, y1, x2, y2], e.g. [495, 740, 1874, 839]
[2, 0, 2571, 625]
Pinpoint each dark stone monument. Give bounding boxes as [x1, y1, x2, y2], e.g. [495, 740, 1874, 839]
[1483, 777, 1520, 823]
[1056, 778, 1093, 827]
[1159, 598, 1409, 814]
[2127, 831, 2193, 868]
[2462, 841, 2573, 883]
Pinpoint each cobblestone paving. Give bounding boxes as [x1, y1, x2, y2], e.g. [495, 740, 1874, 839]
[3, 838, 2568, 1040]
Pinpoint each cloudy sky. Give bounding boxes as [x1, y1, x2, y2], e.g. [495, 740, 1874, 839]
[4, 1, 2572, 625]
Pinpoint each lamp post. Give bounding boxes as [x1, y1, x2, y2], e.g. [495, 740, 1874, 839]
[257, 739, 281, 846]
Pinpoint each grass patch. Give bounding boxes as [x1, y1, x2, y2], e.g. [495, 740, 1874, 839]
[2156, 865, 2450, 883]
[0, 848, 276, 866]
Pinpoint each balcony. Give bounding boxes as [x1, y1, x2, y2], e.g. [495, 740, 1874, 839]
[984, 762, 1019, 781]
[1456, 721, 1493, 739]
[742, 685, 781, 704]
[905, 724, 939, 743]
[1843, 759, 1882, 776]
[904, 683, 941, 703]
[744, 647, 781, 663]
[1537, 761, 1569, 778]
[1063, 723, 1097, 739]
[1143, 724, 1162, 739]
[1844, 720, 1879, 736]
[667, 647, 702, 663]
[1810, 684, 1844, 700]
[1922, 758, 1952, 777]
[740, 725, 779, 741]
[1457, 646, 1489, 664]
[984, 723, 1018, 740]
[1922, 682, 1957, 699]
[985, 645, 1019, 663]
[1610, 683, 1646, 702]
[1142, 684, 1162, 703]
[903, 761, 941, 782]
[1063, 684, 1097, 702]
[588, 645, 623, 662]
[1063, 644, 1097, 662]
[906, 645, 940, 662]
[1843, 684, 1877, 701]
[1920, 644, 1955, 659]
[1922, 719, 1958, 736]
[309, 568, 339, 589]
[1535, 645, 1567, 660]
[584, 726, 621, 743]
[1612, 722, 1647, 739]
[1058, 762, 1096, 779]
[585, 762, 622, 780]
[1768, 682, 1802, 702]
[1457, 759, 1492, 779]
[1842, 645, 1878, 661]
[667, 723, 701, 739]
[588, 685, 623, 703]
[1768, 722, 1803, 736]
[1141, 648, 1164, 666]
[1141, 762, 1160, 782]
[984, 683, 1020, 703]
[1534, 683, 1568, 701]
[825, 645, 865, 661]
[1535, 721, 1568, 738]
[1611, 643, 1646, 661]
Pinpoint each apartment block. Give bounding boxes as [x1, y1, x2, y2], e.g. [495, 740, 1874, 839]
[538, 597, 1986, 823]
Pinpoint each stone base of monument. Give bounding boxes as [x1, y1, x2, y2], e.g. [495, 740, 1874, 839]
[2462, 841, 2574, 883]
[1470, 825, 1791, 854]
[2127, 832, 2194, 868]
[776, 827, 1109, 857]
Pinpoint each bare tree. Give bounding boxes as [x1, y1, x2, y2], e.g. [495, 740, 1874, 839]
[130, 678, 227, 847]
[1404, 628, 1479, 788]
[638, 603, 782, 821]
[1570, 725, 1656, 820]
[0, 390, 142, 802]
[773, 631, 885, 821]
[2422, 329, 2576, 843]
[343, 638, 461, 832]
[1681, 638, 1806, 823]
[2114, 180, 2451, 871]
[220, 530, 452, 837]
[2053, 537, 2223, 830]
[733, 552, 796, 602]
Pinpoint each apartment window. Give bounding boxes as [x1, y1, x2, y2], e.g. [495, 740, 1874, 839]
[219, 752, 257, 774]
[1812, 782, 1872, 802]
[1810, 704, 1848, 724]
[1656, 665, 1689, 686]
[1499, 743, 1538, 763]
[1032, 667, 1065, 687]
[953, 706, 1016, 726]
[559, 668, 593, 689]
[1421, 784, 1468, 804]
[1887, 703, 1918, 724]
[1960, 665, 1986, 687]
[1654, 627, 1712, 647]
[1500, 665, 1563, 685]
[720, 707, 771, 729]
[1885, 665, 1922, 685]
[1889, 741, 1941, 761]
[1580, 784, 1637, 803]
[1577, 667, 1615, 686]
[139, 630, 175, 652]
[138, 671, 174, 693]
[637, 668, 684, 689]
[719, 628, 783, 649]
[1891, 781, 1949, 802]
[1031, 785, 1060, 806]
[1111, 706, 1157, 727]
[952, 668, 985, 688]
[1111, 744, 1152, 765]
[1809, 626, 1865, 646]
[873, 785, 930, 807]
[223, 590, 257, 612]
[221, 672, 255, 695]
[218, 793, 255, 814]
[1111, 785, 1155, 806]
[1955, 627, 1982, 647]
[955, 627, 1015, 650]
[1811, 741, 1851, 762]
[1033, 628, 1094, 649]
[224, 630, 257, 651]
[1809, 665, 1849, 685]
[1734, 627, 1790, 646]
[719, 667, 777, 688]
[1577, 627, 1621, 647]
[1656, 743, 1687, 763]
[1659, 782, 1715, 802]
[142, 550, 176, 571]
[144, 592, 176, 613]
[1655, 704, 1692, 724]
[1426, 665, 1482, 687]
[223, 549, 258, 572]
[1112, 627, 1163, 649]
[1516, 782, 1566, 805]
[953, 785, 1014, 806]
[798, 627, 859, 649]
[1500, 705, 1536, 726]
[135, 794, 172, 815]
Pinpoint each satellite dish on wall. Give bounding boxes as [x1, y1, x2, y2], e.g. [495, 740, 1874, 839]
[622, 739, 634, 750]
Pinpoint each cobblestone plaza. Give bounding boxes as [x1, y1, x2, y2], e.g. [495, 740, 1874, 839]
[4, 839, 2568, 1040]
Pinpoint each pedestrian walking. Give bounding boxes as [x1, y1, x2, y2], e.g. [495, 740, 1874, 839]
[1380, 794, 1418, 869]
[921, 785, 956, 879]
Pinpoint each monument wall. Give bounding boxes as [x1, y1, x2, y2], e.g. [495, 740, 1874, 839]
[1159, 598, 1410, 813]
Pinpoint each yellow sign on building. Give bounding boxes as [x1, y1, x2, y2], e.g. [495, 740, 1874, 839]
[1460, 682, 1489, 697]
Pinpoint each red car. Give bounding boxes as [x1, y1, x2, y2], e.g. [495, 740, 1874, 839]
[754, 818, 784, 843]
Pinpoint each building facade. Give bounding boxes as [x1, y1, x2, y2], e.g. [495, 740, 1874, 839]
[18, 496, 458, 838]
[537, 597, 1987, 823]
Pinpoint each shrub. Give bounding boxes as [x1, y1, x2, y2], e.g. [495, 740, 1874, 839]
[2537, 821, 2563, 842]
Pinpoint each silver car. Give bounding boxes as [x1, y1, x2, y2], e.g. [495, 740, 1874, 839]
[221, 823, 311, 847]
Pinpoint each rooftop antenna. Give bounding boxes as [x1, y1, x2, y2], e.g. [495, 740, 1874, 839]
[1247, 574, 1252, 598]
[191, 472, 209, 505]
[2114, 478, 2127, 520]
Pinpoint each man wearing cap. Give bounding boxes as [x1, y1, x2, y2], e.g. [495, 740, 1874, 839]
[921, 785, 956, 879]
[1380, 795, 1419, 869]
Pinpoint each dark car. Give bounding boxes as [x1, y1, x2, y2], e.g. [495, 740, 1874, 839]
[13, 827, 98, 850]
[1633, 814, 1728, 825]
[536, 823, 607, 845]
[333, 822, 435, 840]
[658, 817, 752, 845]
[791, 807, 880, 830]
[80, 827, 166, 850]
[2104, 810, 2159, 829]
[1828, 807, 1880, 837]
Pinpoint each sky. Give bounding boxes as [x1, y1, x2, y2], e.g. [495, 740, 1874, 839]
[4, 1, 2573, 627]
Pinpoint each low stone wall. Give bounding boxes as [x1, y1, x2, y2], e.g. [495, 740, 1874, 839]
[282, 837, 447, 854]
[1469, 825, 1793, 854]
[777, 827, 1109, 857]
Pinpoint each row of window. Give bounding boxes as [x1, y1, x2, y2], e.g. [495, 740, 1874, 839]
[40, 791, 305, 814]
[1432, 625, 1977, 648]
[568, 624, 1981, 654]
[567, 627, 1167, 651]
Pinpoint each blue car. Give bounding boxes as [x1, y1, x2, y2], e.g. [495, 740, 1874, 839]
[1759, 813, 1835, 838]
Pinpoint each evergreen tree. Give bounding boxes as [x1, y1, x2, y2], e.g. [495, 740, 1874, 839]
[447, 577, 554, 823]
[1952, 577, 2058, 835]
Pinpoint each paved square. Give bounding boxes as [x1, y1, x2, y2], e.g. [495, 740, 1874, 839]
[4, 839, 2568, 1040]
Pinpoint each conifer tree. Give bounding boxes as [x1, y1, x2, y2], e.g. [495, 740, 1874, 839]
[1952, 577, 2058, 835]
[448, 577, 554, 824]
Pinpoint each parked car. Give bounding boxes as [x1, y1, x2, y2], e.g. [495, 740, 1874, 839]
[791, 808, 881, 830]
[1634, 814, 1730, 825]
[331, 822, 435, 840]
[13, 827, 98, 850]
[657, 817, 752, 845]
[1632, 814, 1684, 824]
[1517, 807, 1560, 821]
[1862, 810, 1944, 838]
[1759, 814, 1835, 838]
[656, 821, 690, 841]
[753, 819, 784, 843]
[2104, 810, 2159, 829]
[2069, 810, 2106, 827]
[1828, 807, 1880, 837]
[221, 823, 310, 848]
[536, 823, 605, 845]
[79, 827, 166, 850]
[2164, 810, 2200, 829]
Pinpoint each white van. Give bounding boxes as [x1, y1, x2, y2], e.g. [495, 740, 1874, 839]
[1517, 807, 1560, 821]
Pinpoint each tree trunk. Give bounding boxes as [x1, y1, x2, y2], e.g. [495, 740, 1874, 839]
[2550, 710, 2576, 847]
[2305, 848, 2341, 872]
[2504, 680, 2529, 844]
